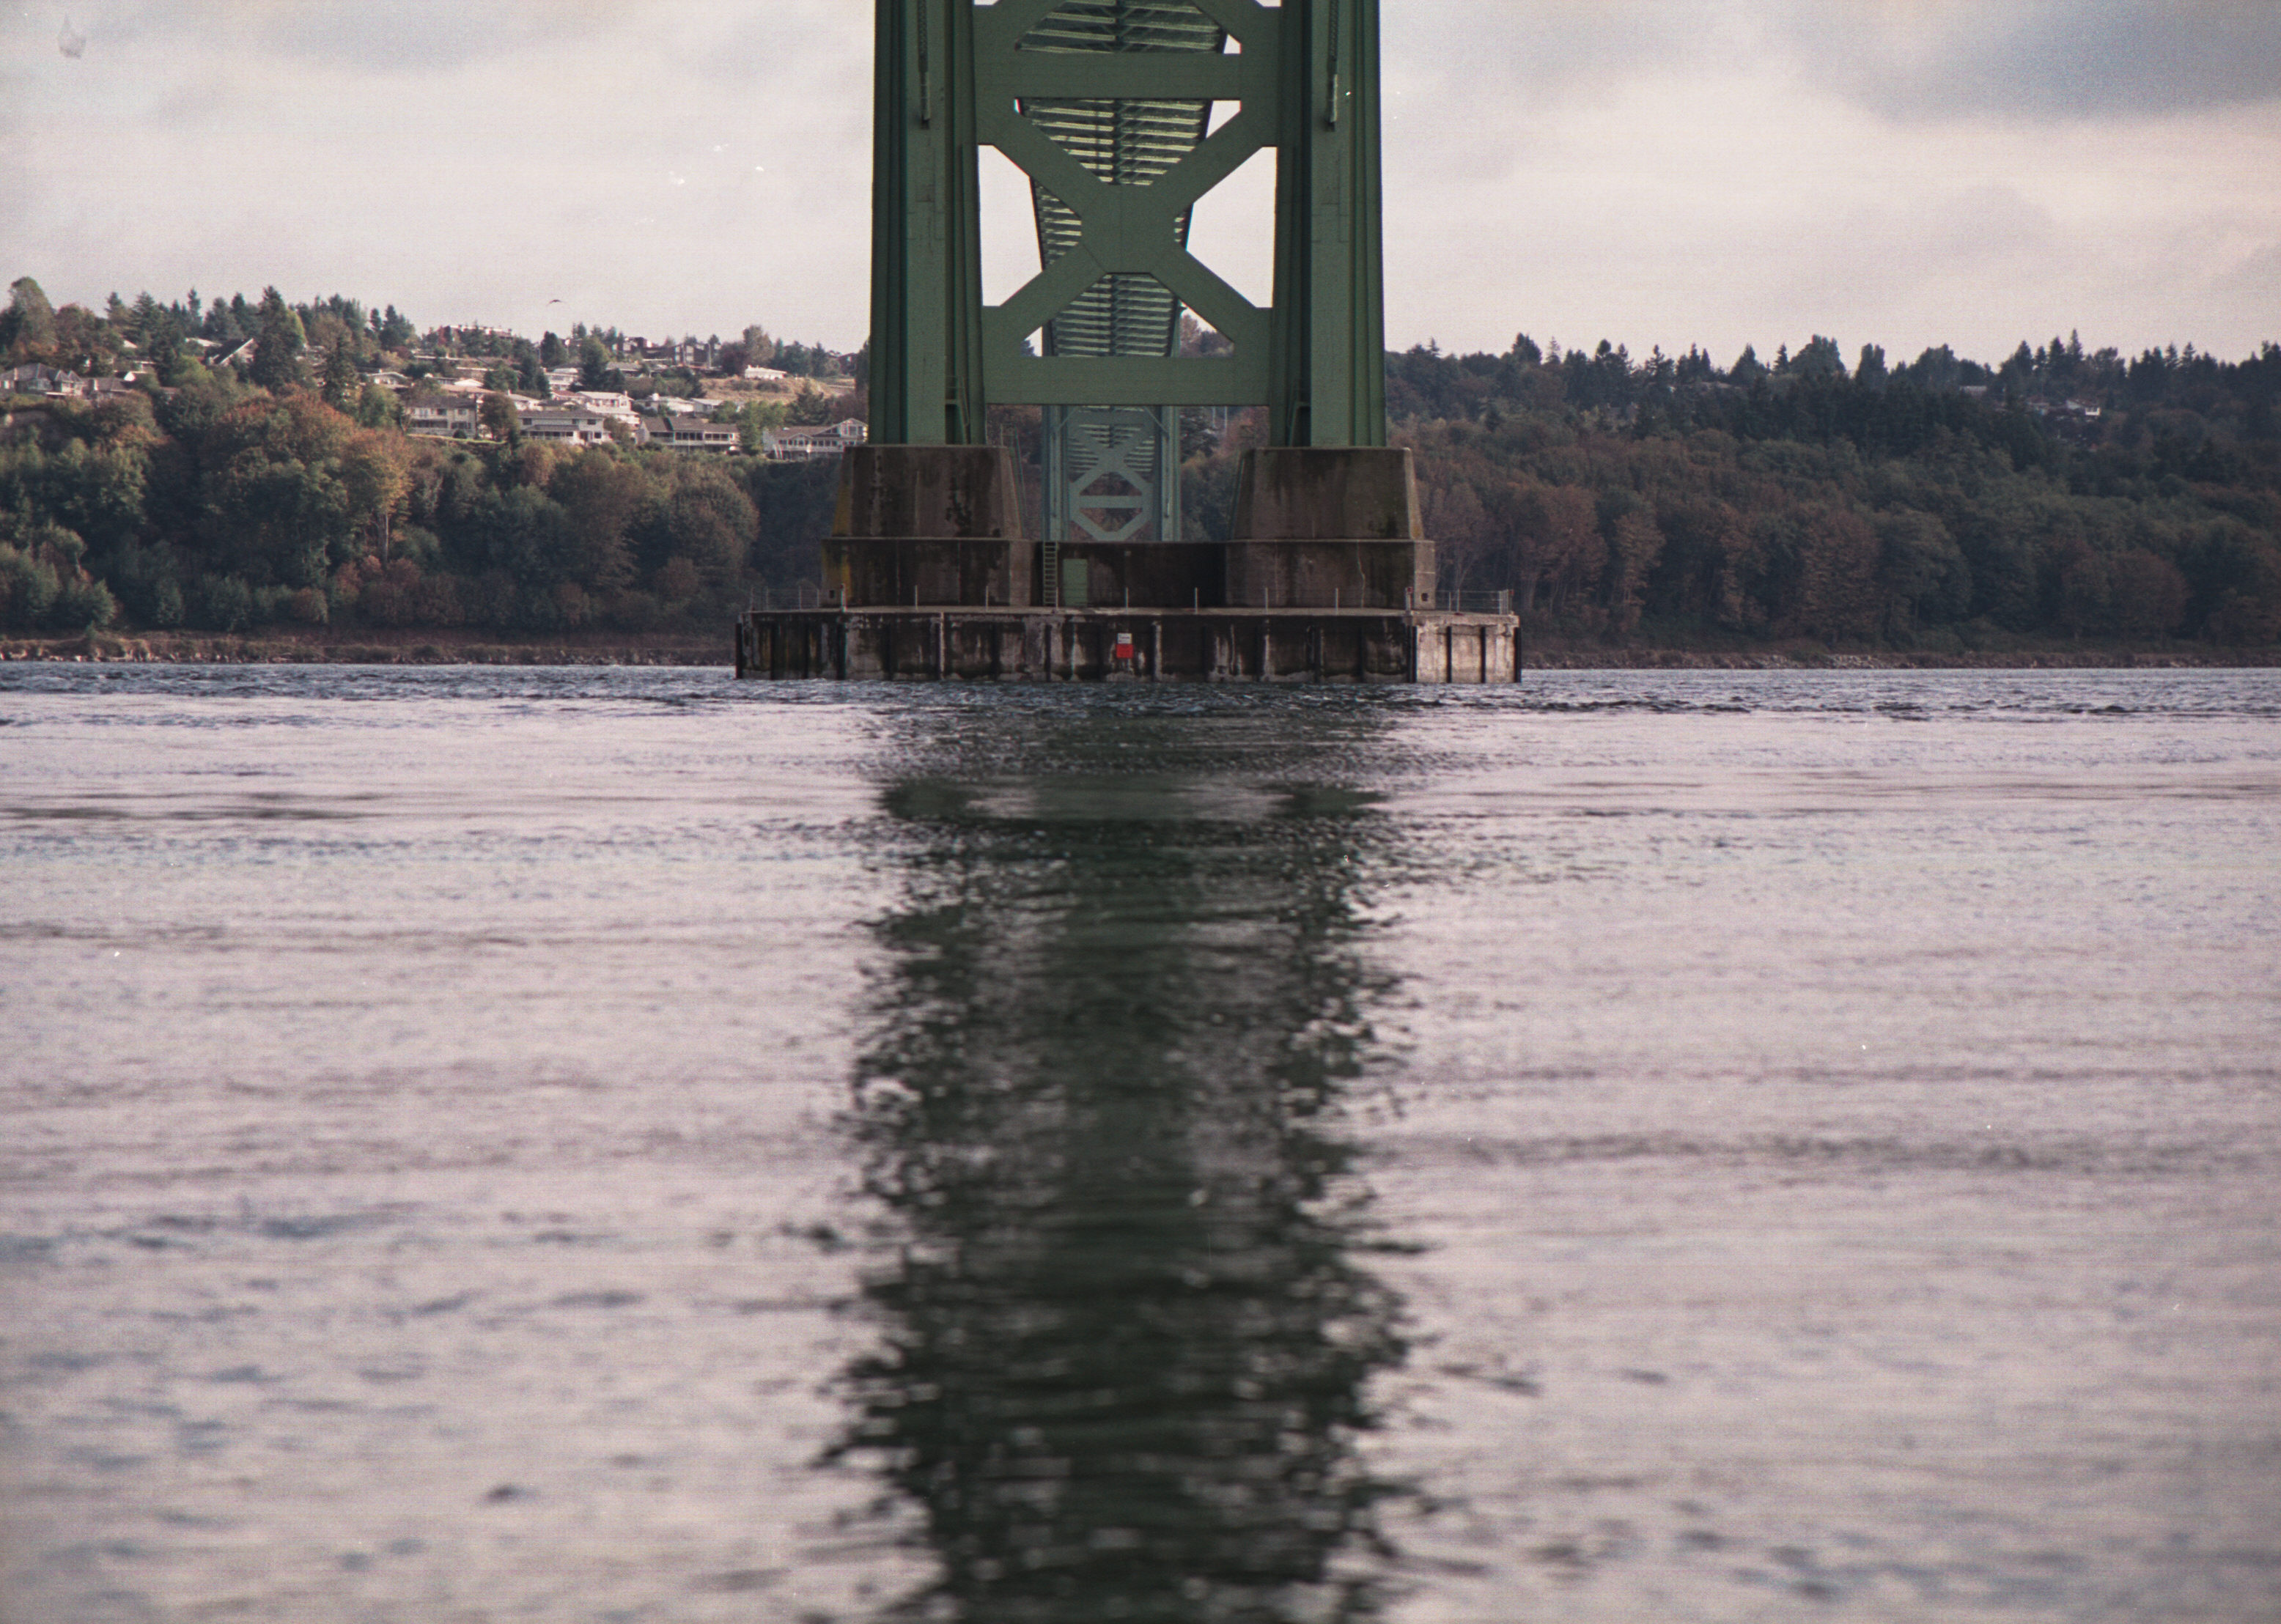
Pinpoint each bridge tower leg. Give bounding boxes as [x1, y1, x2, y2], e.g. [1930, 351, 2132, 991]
[869, 0, 987, 449]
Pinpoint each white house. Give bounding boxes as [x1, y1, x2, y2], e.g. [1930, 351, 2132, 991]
[661, 418, 738, 451]
[762, 419, 868, 461]
[571, 390, 638, 421]
[405, 399, 482, 438]
[523, 410, 613, 446]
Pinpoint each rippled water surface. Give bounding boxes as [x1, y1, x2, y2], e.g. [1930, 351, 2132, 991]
[3, 665, 2277, 1623]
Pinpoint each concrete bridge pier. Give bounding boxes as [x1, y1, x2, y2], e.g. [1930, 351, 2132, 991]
[734, 1, 1516, 684]
[737, 440, 1516, 683]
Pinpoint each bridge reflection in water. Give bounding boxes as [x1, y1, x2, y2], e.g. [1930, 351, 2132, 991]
[833, 705, 1413, 1622]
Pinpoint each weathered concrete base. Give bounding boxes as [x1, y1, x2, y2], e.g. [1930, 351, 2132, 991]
[1223, 539, 1435, 610]
[825, 444, 1031, 609]
[788, 443, 1484, 679]
[735, 608, 1519, 684]
[1220, 446, 1435, 610]
[1049, 542, 1223, 610]
[822, 536, 1030, 610]
[1232, 447, 1421, 542]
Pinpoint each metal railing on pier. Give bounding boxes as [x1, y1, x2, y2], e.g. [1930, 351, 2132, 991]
[1444, 588, 1517, 616]
[753, 584, 847, 613]
[744, 586, 1517, 616]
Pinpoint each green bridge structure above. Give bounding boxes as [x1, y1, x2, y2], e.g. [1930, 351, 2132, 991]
[736, 0, 1520, 683]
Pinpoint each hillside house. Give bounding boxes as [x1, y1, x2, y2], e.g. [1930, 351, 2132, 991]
[762, 419, 867, 461]
[572, 390, 636, 420]
[405, 399, 482, 439]
[523, 410, 613, 446]
[643, 416, 738, 451]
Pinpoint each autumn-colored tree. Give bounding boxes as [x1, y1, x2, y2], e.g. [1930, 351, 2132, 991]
[1420, 477, 1491, 594]
[1499, 479, 1602, 616]
[1780, 503, 1881, 640]
[1600, 498, 1663, 634]
[339, 429, 409, 561]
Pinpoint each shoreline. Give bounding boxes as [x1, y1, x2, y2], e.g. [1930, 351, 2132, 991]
[0, 630, 727, 668]
[0, 629, 2273, 671]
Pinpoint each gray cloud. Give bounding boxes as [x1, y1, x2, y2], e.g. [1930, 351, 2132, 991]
[1781, 0, 2281, 121]
[2215, 236, 2281, 292]
[96, 0, 641, 75]
[1393, 0, 2281, 120]
[1, 1, 2274, 362]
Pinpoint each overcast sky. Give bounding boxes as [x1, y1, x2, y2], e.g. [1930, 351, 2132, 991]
[4, 1, 2277, 366]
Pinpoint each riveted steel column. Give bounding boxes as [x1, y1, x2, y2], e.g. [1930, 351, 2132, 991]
[1269, 0, 1385, 448]
[872, 0, 987, 445]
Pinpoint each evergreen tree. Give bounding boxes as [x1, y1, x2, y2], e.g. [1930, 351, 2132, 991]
[578, 335, 618, 391]
[248, 287, 310, 391]
[322, 341, 361, 409]
[1793, 335, 1847, 380]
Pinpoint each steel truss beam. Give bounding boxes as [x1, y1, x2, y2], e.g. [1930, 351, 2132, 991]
[870, 0, 1385, 449]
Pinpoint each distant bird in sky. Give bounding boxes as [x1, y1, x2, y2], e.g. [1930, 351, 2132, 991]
[58, 17, 86, 57]
[548, 298, 562, 304]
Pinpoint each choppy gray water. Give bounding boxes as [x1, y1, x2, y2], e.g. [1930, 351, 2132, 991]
[2, 665, 2276, 1623]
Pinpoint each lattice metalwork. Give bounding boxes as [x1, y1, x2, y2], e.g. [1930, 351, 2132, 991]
[1019, 3, 1222, 550]
[869, 0, 1386, 451]
[1019, 1, 1221, 366]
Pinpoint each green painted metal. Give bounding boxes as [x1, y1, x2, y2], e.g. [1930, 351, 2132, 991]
[1045, 404, 1179, 547]
[1014, 3, 1223, 552]
[869, 0, 1386, 449]
[870, 0, 987, 445]
[1272, 0, 1388, 447]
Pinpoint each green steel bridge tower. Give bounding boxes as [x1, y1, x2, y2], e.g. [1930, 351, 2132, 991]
[869, 0, 1390, 491]
[740, 0, 1519, 682]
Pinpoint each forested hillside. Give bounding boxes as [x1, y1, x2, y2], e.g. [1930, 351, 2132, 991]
[0, 376, 840, 638]
[1339, 334, 2277, 649]
[0, 278, 841, 640]
[4, 267, 2274, 653]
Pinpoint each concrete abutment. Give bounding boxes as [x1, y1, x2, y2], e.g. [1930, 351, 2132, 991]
[740, 443, 1518, 684]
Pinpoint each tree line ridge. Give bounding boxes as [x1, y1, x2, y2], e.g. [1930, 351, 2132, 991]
[3, 275, 2276, 652]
